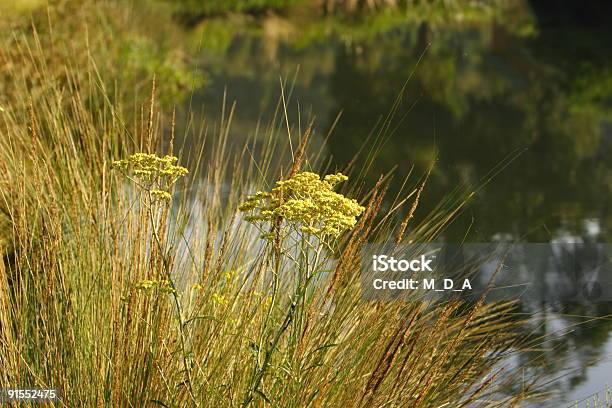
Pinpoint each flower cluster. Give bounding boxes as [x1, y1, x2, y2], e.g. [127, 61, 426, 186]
[112, 153, 188, 201]
[192, 283, 205, 291]
[134, 279, 175, 294]
[239, 172, 364, 240]
[212, 293, 228, 306]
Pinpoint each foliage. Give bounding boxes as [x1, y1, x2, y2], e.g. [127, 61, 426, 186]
[0, 0, 203, 111]
[167, 0, 303, 18]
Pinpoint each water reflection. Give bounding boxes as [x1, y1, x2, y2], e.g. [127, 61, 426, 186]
[326, 25, 611, 243]
[192, 16, 612, 245]
[187, 2, 612, 404]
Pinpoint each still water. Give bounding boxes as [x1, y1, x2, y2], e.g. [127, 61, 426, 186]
[186, 4, 612, 405]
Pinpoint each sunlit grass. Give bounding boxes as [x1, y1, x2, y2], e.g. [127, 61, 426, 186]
[0, 4, 553, 406]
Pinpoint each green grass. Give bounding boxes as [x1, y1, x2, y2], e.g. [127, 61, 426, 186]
[169, 0, 302, 17]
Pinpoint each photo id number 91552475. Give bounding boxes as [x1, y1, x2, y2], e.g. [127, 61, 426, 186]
[0, 388, 59, 402]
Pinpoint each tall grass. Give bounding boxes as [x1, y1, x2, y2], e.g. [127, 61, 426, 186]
[0, 32, 535, 408]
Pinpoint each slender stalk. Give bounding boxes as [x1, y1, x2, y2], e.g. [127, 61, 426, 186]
[146, 191, 198, 406]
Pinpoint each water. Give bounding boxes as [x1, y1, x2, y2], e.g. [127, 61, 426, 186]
[184, 2, 612, 404]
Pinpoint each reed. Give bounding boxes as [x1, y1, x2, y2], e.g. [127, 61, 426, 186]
[0, 22, 532, 408]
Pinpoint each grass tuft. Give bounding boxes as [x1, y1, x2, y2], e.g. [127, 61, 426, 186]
[0, 17, 533, 408]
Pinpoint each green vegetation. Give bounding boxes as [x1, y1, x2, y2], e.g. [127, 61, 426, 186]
[0, 0, 203, 111]
[169, 0, 302, 18]
[0, 5, 537, 405]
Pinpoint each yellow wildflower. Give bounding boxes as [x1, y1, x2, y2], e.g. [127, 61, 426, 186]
[212, 293, 228, 306]
[135, 279, 175, 294]
[112, 153, 188, 195]
[263, 295, 272, 307]
[239, 172, 364, 240]
[151, 189, 172, 202]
